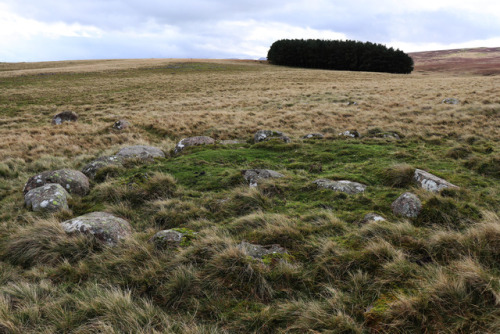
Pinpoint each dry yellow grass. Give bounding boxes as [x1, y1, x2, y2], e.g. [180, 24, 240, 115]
[0, 58, 498, 163]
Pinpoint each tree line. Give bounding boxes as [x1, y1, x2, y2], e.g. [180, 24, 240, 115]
[267, 39, 414, 74]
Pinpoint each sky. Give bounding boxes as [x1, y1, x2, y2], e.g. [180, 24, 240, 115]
[1, 0, 500, 62]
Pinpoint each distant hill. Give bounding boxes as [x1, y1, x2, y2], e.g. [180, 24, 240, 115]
[410, 47, 500, 75]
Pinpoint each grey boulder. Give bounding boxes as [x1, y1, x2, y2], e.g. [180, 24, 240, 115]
[414, 169, 459, 193]
[391, 192, 422, 218]
[52, 111, 78, 125]
[24, 183, 70, 212]
[61, 212, 132, 246]
[151, 229, 185, 249]
[242, 169, 284, 187]
[303, 133, 324, 139]
[23, 169, 90, 196]
[116, 145, 165, 160]
[254, 130, 291, 143]
[313, 179, 366, 194]
[81, 155, 124, 179]
[174, 136, 215, 153]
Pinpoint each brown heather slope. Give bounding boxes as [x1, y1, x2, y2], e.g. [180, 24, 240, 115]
[410, 47, 500, 75]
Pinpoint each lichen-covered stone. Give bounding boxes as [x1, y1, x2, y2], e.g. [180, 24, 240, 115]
[24, 183, 69, 212]
[52, 111, 78, 125]
[23, 169, 90, 196]
[151, 230, 184, 249]
[242, 169, 284, 187]
[174, 136, 215, 153]
[303, 133, 324, 139]
[237, 241, 287, 259]
[414, 169, 459, 193]
[360, 213, 386, 224]
[313, 179, 366, 194]
[442, 98, 460, 105]
[61, 212, 132, 246]
[116, 145, 165, 160]
[391, 192, 422, 218]
[112, 119, 131, 130]
[81, 155, 124, 179]
[338, 130, 360, 138]
[254, 130, 291, 143]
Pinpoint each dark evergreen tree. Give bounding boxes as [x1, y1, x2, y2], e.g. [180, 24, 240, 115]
[267, 39, 414, 74]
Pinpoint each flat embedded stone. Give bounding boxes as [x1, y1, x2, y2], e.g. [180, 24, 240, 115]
[313, 179, 366, 194]
[414, 169, 459, 193]
[254, 130, 291, 143]
[237, 241, 287, 259]
[116, 145, 165, 160]
[242, 169, 284, 187]
[174, 136, 215, 153]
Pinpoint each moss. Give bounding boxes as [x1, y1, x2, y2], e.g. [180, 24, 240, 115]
[171, 228, 197, 247]
[261, 252, 295, 265]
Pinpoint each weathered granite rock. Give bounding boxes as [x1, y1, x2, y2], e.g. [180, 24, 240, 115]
[116, 145, 165, 160]
[338, 130, 360, 138]
[414, 169, 459, 193]
[174, 136, 215, 153]
[52, 111, 78, 125]
[237, 241, 287, 259]
[151, 229, 184, 249]
[303, 133, 324, 139]
[254, 130, 291, 143]
[391, 192, 422, 218]
[242, 169, 284, 187]
[24, 183, 69, 212]
[112, 119, 131, 130]
[23, 169, 90, 196]
[442, 98, 460, 105]
[61, 212, 132, 246]
[360, 213, 386, 224]
[81, 155, 124, 179]
[313, 179, 366, 194]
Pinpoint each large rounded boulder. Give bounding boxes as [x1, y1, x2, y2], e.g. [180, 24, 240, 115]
[52, 111, 78, 125]
[23, 169, 90, 196]
[391, 192, 422, 218]
[24, 183, 70, 212]
[116, 145, 165, 160]
[174, 136, 215, 154]
[61, 212, 132, 246]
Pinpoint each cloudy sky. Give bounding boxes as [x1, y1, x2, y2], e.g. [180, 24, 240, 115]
[1, 0, 499, 62]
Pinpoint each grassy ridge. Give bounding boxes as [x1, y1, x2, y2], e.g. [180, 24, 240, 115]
[0, 59, 499, 333]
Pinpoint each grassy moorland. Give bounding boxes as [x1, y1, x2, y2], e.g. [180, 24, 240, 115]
[0, 57, 499, 333]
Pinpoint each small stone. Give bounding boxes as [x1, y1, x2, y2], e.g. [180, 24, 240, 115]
[338, 130, 360, 138]
[52, 111, 78, 125]
[81, 155, 124, 179]
[61, 212, 132, 246]
[24, 183, 70, 212]
[313, 179, 366, 194]
[360, 213, 386, 224]
[442, 98, 460, 105]
[151, 229, 184, 249]
[414, 169, 459, 193]
[116, 145, 165, 160]
[23, 169, 90, 196]
[303, 133, 324, 139]
[242, 169, 284, 187]
[112, 119, 131, 130]
[254, 130, 291, 143]
[391, 192, 422, 218]
[174, 136, 215, 154]
[237, 241, 287, 259]
[346, 101, 358, 106]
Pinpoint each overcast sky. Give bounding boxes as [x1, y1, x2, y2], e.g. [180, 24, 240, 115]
[1, 0, 500, 62]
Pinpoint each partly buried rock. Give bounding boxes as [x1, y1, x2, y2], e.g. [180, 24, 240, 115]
[219, 139, 245, 145]
[116, 145, 165, 160]
[61, 212, 132, 246]
[254, 130, 291, 143]
[360, 213, 386, 224]
[391, 192, 422, 218]
[242, 169, 284, 187]
[313, 179, 366, 194]
[81, 155, 124, 179]
[23, 169, 90, 196]
[112, 119, 131, 130]
[414, 169, 459, 193]
[237, 241, 287, 259]
[303, 133, 324, 139]
[174, 136, 215, 153]
[442, 98, 460, 105]
[24, 183, 69, 212]
[52, 111, 78, 125]
[338, 130, 360, 138]
[151, 229, 195, 249]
